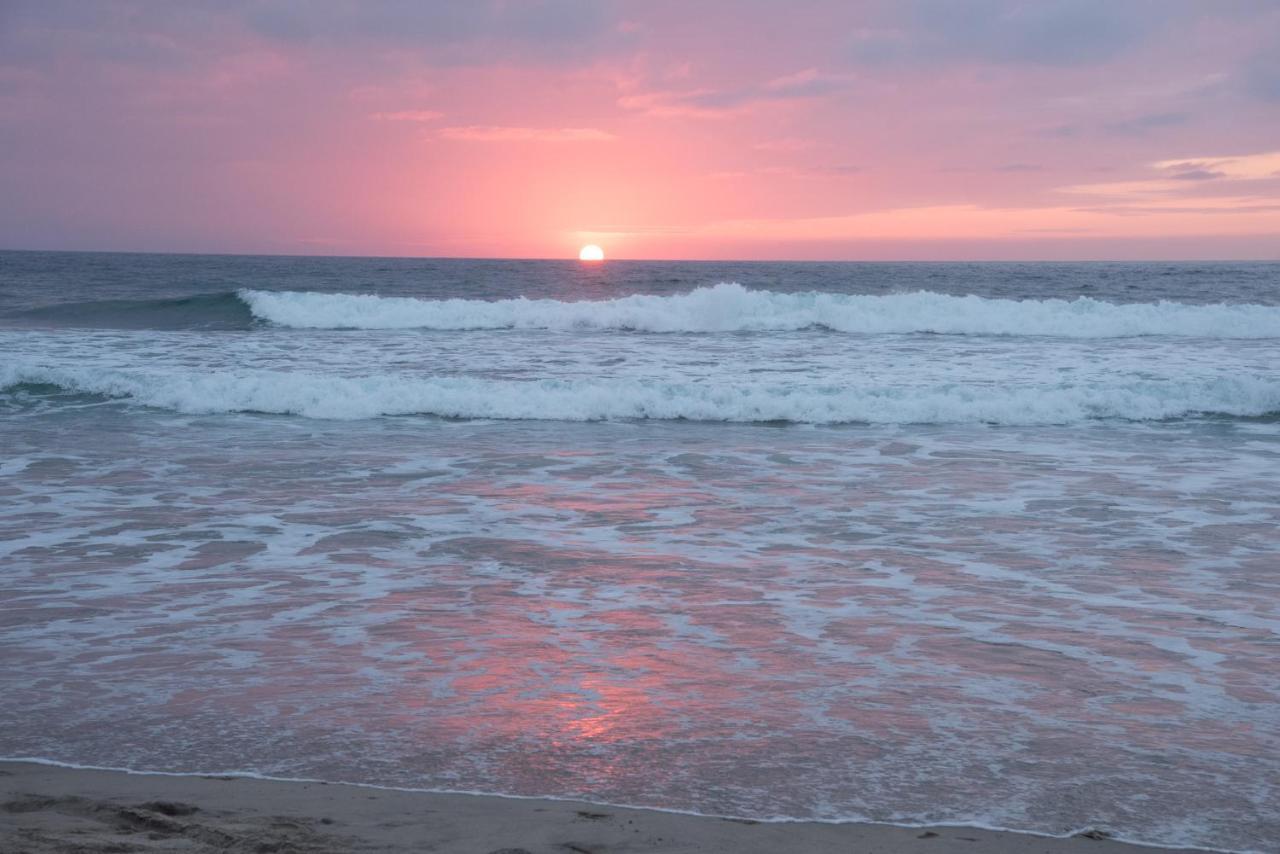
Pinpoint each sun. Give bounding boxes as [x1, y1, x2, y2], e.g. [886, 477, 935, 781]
[578, 244, 605, 262]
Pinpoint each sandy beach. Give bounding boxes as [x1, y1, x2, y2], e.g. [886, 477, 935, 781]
[0, 761, 1205, 854]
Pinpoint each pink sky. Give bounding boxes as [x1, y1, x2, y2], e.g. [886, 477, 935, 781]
[1, 0, 1278, 260]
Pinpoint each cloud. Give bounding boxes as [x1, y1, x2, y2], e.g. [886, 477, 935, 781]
[0, 1, 225, 71]
[1061, 180, 1181, 197]
[1241, 47, 1280, 102]
[700, 196, 1280, 244]
[1169, 169, 1226, 182]
[807, 164, 862, 177]
[0, 0, 628, 71]
[762, 68, 850, 98]
[710, 164, 860, 180]
[1073, 201, 1280, 216]
[435, 125, 615, 142]
[243, 0, 616, 45]
[1037, 125, 1079, 139]
[620, 68, 852, 118]
[1154, 151, 1280, 181]
[752, 138, 817, 152]
[937, 163, 1043, 174]
[371, 110, 444, 122]
[1059, 150, 1280, 198]
[1101, 112, 1190, 136]
[616, 89, 731, 119]
[576, 225, 691, 236]
[848, 0, 1154, 68]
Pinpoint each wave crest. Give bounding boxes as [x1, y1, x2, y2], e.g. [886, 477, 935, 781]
[5, 363, 1278, 425]
[240, 283, 1280, 338]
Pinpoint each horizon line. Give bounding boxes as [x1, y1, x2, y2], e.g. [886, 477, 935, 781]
[2, 246, 1278, 265]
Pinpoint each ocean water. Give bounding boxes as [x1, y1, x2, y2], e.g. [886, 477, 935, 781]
[1, 250, 1278, 852]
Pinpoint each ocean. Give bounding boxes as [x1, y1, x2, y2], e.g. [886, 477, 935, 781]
[1, 250, 1277, 852]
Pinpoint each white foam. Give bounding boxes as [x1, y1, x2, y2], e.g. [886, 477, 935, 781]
[5, 362, 1279, 424]
[0, 758, 1253, 853]
[239, 283, 1280, 338]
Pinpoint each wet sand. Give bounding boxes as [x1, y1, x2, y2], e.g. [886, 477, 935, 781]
[0, 760, 1203, 854]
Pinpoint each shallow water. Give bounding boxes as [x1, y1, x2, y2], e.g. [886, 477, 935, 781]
[2, 252, 1278, 851]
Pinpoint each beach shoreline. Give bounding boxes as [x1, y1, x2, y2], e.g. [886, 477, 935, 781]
[0, 760, 1212, 854]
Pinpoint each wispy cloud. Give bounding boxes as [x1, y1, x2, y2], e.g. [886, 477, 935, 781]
[761, 68, 850, 98]
[371, 110, 444, 122]
[1240, 47, 1280, 102]
[1154, 151, 1280, 181]
[620, 68, 852, 118]
[752, 137, 817, 152]
[700, 198, 1280, 244]
[710, 164, 861, 180]
[616, 89, 729, 119]
[436, 125, 615, 142]
[1101, 111, 1189, 136]
[1060, 150, 1280, 198]
[241, 0, 627, 65]
[1071, 199, 1280, 217]
[1169, 169, 1225, 182]
[847, 0, 1151, 68]
[576, 225, 691, 237]
[1061, 180, 1182, 197]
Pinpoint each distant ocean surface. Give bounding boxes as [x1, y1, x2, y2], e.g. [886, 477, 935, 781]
[2, 251, 1278, 852]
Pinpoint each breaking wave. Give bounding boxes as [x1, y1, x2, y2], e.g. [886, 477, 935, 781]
[5, 363, 1279, 425]
[13, 285, 1280, 338]
[240, 284, 1280, 337]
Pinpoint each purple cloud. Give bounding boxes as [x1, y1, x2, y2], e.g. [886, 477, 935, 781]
[1101, 112, 1191, 137]
[848, 0, 1156, 67]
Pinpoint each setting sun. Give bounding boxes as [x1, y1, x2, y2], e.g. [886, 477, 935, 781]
[578, 244, 604, 262]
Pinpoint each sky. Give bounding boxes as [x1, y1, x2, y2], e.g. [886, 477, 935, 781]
[1, 0, 1279, 260]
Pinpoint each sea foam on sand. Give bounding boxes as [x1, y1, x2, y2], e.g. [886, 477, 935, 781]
[0, 761, 1214, 854]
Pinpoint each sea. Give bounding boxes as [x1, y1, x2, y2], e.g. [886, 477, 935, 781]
[1, 250, 1278, 852]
